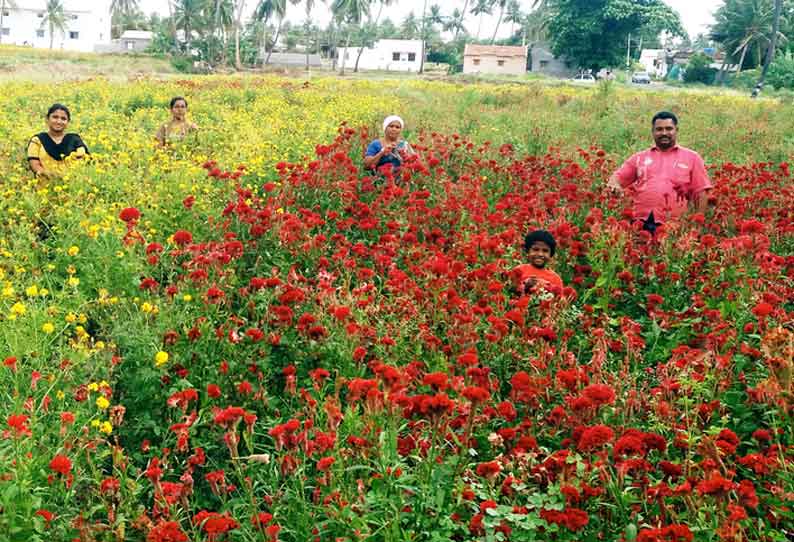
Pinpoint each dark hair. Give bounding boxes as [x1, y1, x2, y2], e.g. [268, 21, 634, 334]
[524, 230, 556, 256]
[652, 111, 678, 126]
[47, 103, 71, 120]
[170, 96, 188, 109]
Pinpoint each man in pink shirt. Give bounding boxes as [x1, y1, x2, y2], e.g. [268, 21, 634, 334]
[608, 111, 713, 233]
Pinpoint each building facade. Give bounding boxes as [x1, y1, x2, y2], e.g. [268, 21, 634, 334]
[528, 42, 574, 77]
[639, 49, 668, 78]
[0, 0, 111, 52]
[337, 39, 424, 72]
[463, 44, 528, 76]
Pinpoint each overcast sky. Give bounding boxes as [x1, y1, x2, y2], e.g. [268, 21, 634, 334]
[138, 0, 721, 39]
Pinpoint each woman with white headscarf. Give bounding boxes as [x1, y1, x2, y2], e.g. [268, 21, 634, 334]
[363, 115, 415, 176]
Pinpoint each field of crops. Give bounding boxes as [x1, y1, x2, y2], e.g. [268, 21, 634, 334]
[1, 74, 793, 542]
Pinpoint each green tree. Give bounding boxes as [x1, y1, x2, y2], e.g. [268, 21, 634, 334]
[542, 0, 685, 71]
[332, 0, 369, 74]
[711, 0, 791, 74]
[41, 0, 67, 50]
[470, 0, 491, 39]
[0, 0, 17, 45]
[684, 52, 717, 84]
[173, 0, 204, 53]
[490, 0, 508, 44]
[255, 0, 288, 65]
[754, 0, 786, 95]
[505, 0, 523, 38]
[400, 12, 419, 39]
[111, 7, 149, 39]
[353, 0, 394, 72]
[110, 0, 140, 19]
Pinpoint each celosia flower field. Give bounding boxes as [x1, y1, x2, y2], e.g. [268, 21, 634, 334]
[1, 76, 793, 542]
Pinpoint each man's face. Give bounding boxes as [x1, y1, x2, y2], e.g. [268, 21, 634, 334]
[528, 241, 552, 269]
[653, 118, 677, 150]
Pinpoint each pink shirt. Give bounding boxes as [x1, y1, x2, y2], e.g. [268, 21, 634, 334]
[613, 145, 712, 222]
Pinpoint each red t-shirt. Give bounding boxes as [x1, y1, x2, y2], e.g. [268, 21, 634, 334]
[512, 264, 563, 293]
[613, 145, 713, 222]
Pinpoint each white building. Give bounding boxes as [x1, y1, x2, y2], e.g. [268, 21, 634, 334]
[639, 49, 668, 78]
[337, 39, 424, 72]
[0, 0, 111, 52]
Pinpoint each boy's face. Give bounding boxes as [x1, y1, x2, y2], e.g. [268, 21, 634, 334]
[528, 241, 552, 269]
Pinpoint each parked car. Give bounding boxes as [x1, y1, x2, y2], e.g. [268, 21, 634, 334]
[632, 71, 652, 84]
[571, 73, 596, 84]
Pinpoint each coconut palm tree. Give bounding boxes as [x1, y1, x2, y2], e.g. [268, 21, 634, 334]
[110, 0, 140, 18]
[41, 0, 67, 50]
[490, 0, 508, 44]
[505, 0, 522, 38]
[754, 0, 785, 96]
[255, 0, 288, 65]
[303, 0, 326, 70]
[232, 0, 248, 69]
[711, 0, 781, 73]
[470, 0, 491, 40]
[352, 0, 392, 72]
[332, 0, 369, 75]
[173, 0, 203, 53]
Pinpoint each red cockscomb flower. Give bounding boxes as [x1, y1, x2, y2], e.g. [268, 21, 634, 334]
[119, 207, 141, 223]
[172, 230, 193, 246]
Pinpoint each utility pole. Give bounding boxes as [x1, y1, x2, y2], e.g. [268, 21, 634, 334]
[626, 33, 631, 70]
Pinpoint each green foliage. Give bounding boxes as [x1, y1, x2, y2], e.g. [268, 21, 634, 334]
[544, 0, 686, 70]
[684, 52, 718, 84]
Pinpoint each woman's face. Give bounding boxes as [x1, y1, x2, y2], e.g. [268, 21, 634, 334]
[47, 109, 69, 133]
[385, 121, 402, 140]
[171, 100, 188, 120]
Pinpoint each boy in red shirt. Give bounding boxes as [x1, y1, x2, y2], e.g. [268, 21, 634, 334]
[512, 230, 564, 295]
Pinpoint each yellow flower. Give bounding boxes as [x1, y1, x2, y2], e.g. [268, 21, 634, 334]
[141, 302, 153, 313]
[10, 302, 26, 316]
[90, 419, 100, 427]
[182, 294, 192, 302]
[67, 246, 80, 256]
[25, 285, 39, 297]
[56, 390, 65, 400]
[67, 277, 80, 287]
[96, 396, 110, 409]
[87, 382, 99, 391]
[99, 421, 113, 434]
[39, 288, 49, 296]
[1, 285, 14, 298]
[65, 312, 77, 323]
[42, 322, 55, 334]
[154, 351, 169, 366]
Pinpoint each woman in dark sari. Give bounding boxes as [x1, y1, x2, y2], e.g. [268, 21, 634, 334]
[27, 103, 89, 179]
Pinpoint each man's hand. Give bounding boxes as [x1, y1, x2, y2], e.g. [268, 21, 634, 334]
[605, 176, 623, 196]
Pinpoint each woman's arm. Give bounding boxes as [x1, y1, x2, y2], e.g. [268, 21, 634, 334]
[155, 124, 167, 146]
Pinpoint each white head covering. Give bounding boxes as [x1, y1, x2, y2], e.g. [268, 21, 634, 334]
[383, 115, 404, 133]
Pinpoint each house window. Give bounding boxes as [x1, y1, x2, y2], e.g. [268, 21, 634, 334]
[497, 59, 505, 67]
[71, 15, 78, 20]
[473, 58, 480, 66]
[408, 52, 416, 61]
[37, 12, 44, 18]
[392, 52, 400, 61]
[539, 60, 549, 68]
[1, 28, 9, 37]
[126, 41, 135, 50]
[69, 31, 79, 39]
[2, 10, 9, 17]
[36, 29, 45, 38]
